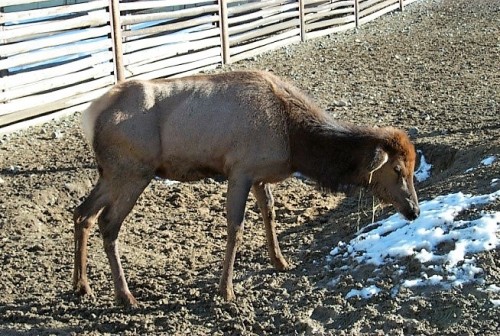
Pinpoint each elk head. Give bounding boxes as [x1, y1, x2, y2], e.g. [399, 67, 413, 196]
[366, 138, 420, 221]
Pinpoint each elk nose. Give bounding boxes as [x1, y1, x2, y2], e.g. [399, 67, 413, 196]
[406, 203, 420, 221]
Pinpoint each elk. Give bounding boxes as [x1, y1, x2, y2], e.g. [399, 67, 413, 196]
[74, 70, 419, 306]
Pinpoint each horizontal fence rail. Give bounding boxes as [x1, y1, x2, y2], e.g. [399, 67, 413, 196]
[120, 1, 222, 80]
[0, 0, 420, 130]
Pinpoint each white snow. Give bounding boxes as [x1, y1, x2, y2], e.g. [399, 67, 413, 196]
[345, 285, 381, 299]
[465, 155, 497, 173]
[154, 176, 179, 186]
[481, 156, 496, 166]
[415, 150, 432, 182]
[486, 284, 500, 292]
[329, 188, 500, 299]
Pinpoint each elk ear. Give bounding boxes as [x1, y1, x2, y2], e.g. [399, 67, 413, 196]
[369, 147, 389, 173]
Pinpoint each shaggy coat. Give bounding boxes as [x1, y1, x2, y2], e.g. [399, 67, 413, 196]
[74, 70, 419, 306]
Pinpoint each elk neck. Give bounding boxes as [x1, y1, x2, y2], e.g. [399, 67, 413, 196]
[288, 117, 386, 192]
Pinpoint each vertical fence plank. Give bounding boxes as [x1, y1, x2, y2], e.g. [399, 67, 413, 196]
[110, 0, 124, 82]
[400, 0, 404, 11]
[354, 0, 360, 28]
[219, 0, 230, 64]
[299, 0, 306, 42]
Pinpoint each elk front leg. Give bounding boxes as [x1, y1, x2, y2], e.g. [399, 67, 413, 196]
[73, 180, 108, 297]
[219, 176, 252, 301]
[252, 183, 289, 271]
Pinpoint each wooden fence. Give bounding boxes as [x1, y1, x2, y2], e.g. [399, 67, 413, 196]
[0, 0, 420, 131]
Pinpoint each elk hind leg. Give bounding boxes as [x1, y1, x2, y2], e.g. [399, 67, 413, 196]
[219, 176, 252, 301]
[252, 182, 289, 271]
[73, 179, 109, 297]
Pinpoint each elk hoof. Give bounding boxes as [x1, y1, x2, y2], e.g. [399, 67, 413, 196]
[219, 285, 236, 302]
[73, 280, 93, 297]
[272, 256, 290, 271]
[115, 292, 138, 307]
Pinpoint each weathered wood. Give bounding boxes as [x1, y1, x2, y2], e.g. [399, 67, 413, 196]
[304, 0, 354, 14]
[306, 15, 355, 32]
[230, 32, 300, 63]
[0, 102, 89, 135]
[219, 0, 230, 64]
[227, 0, 289, 16]
[0, 10, 109, 42]
[120, 5, 219, 26]
[0, 97, 93, 129]
[0, 26, 110, 57]
[0, 51, 112, 91]
[2, 0, 53, 6]
[230, 19, 299, 46]
[0, 0, 422, 131]
[227, 3, 298, 26]
[0, 0, 108, 25]
[0, 76, 113, 117]
[1, 62, 113, 103]
[359, 0, 396, 12]
[0, 6, 6, 79]
[122, 15, 219, 38]
[305, 7, 354, 23]
[359, 2, 399, 23]
[0, 38, 111, 71]
[134, 62, 219, 81]
[130, 52, 221, 80]
[123, 27, 219, 54]
[124, 37, 221, 67]
[110, 0, 124, 82]
[230, 28, 300, 57]
[126, 47, 220, 77]
[354, 0, 360, 27]
[228, 11, 298, 36]
[299, 0, 306, 41]
[120, 0, 210, 12]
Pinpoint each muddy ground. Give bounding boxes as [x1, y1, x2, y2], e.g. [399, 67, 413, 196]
[1, 0, 499, 335]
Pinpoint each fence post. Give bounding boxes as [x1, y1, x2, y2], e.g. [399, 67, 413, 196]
[299, 0, 306, 42]
[109, 0, 125, 82]
[354, 0, 359, 28]
[219, 0, 230, 64]
[399, 0, 404, 11]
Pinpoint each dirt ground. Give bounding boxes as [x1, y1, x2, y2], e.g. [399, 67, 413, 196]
[1, 0, 499, 335]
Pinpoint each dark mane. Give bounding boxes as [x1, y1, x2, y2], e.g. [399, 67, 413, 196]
[288, 117, 410, 193]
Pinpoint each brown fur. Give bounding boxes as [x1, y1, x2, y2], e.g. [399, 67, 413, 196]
[74, 70, 419, 306]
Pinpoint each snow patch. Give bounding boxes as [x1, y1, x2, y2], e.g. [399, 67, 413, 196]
[415, 150, 432, 182]
[345, 285, 381, 299]
[329, 190, 500, 294]
[481, 156, 496, 166]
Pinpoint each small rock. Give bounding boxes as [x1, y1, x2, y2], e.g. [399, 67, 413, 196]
[9, 165, 20, 173]
[332, 99, 348, 107]
[27, 244, 44, 253]
[52, 130, 63, 139]
[408, 127, 419, 138]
